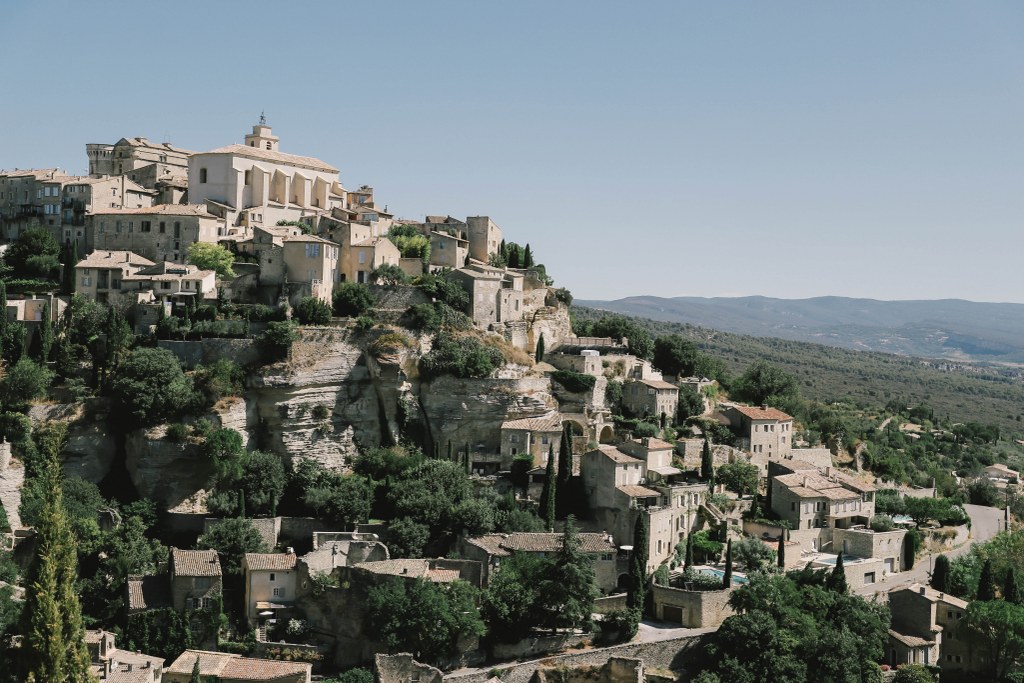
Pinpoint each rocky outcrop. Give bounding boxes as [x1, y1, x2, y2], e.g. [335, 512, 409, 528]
[125, 427, 215, 509]
[419, 376, 555, 454]
[210, 397, 255, 450]
[29, 401, 117, 484]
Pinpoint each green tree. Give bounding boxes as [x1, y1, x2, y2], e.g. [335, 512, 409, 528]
[259, 320, 297, 362]
[186, 242, 235, 278]
[965, 599, 1024, 681]
[191, 655, 202, 683]
[677, 384, 704, 422]
[536, 517, 597, 631]
[364, 577, 484, 666]
[535, 333, 545, 362]
[827, 552, 848, 593]
[37, 303, 53, 363]
[369, 263, 409, 286]
[931, 554, 951, 593]
[1007, 568, 1024, 605]
[627, 513, 649, 610]
[109, 348, 197, 427]
[522, 243, 533, 268]
[684, 532, 694, 569]
[62, 241, 78, 294]
[15, 425, 94, 682]
[701, 438, 713, 481]
[717, 462, 759, 499]
[333, 283, 376, 317]
[892, 664, 935, 683]
[978, 558, 997, 601]
[0, 358, 53, 411]
[481, 552, 546, 643]
[294, 296, 332, 325]
[2, 226, 61, 280]
[723, 539, 733, 588]
[777, 533, 786, 569]
[732, 536, 775, 573]
[0, 281, 7, 345]
[196, 518, 268, 575]
[385, 517, 430, 559]
[733, 360, 799, 406]
[238, 451, 287, 517]
[202, 428, 247, 485]
[539, 447, 557, 531]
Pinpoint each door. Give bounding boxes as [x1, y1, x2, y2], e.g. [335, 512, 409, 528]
[885, 558, 895, 574]
[662, 606, 683, 624]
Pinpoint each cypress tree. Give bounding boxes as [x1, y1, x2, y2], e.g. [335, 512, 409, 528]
[523, 243, 534, 268]
[62, 240, 78, 294]
[827, 552, 848, 593]
[723, 539, 733, 588]
[539, 445, 557, 531]
[18, 425, 93, 682]
[684, 532, 694, 569]
[777, 532, 786, 569]
[701, 438, 713, 481]
[0, 280, 8, 343]
[447, 440, 453, 460]
[1006, 568, 1023, 605]
[627, 512, 650, 610]
[38, 302, 53, 363]
[931, 554, 951, 593]
[464, 443, 471, 473]
[238, 489, 246, 519]
[191, 655, 202, 683]
[978, 558, 996, 601]
[508, 246, 520, 268]
[535, 333, 545, 362]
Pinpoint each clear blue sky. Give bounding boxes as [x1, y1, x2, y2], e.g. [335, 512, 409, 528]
[2, 1, 1022, 302]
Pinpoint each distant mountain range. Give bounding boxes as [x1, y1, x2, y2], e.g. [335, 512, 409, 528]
[575, 295, 1024, 364]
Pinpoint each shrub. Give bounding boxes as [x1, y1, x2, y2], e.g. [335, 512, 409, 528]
[551, 370, 596, 394]
[166, 423, 189, 442]
[259, 321, 297, 362]
[369, 263, 409, 286]
[0, 358, 53, 410]
[416, 273, 469, 313]
[870, 514, 896, 532]
[369, 332, 413, 358]
[193, 359, 245, 405]
[294, 297, 332, 325]
[597, 608, 640, 644]
[355, 316, 375, 331]
[333, 283, 375, 317]
[404, 303, 441, 332]
[187, 242, 235, 278]
[109, 348, 198, 427]
[419, 332, 504, 380]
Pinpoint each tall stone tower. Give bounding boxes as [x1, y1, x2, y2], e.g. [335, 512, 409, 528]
[244, 113, 279, 151]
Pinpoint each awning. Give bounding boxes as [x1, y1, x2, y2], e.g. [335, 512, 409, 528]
[255, 601, 289, 610]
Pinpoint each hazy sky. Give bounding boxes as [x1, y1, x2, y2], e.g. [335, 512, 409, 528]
[2, 2, 1022, 302]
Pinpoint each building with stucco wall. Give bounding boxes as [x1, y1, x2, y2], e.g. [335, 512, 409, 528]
[88, 204, 220, 262]
[281, 235, 339, 305]
[242, 551, 298, 625]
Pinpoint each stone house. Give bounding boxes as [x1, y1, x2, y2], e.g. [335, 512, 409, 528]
[169, 547, 222, 611]
[617, 437, 680, 482]
[88, 204, 221, 262]
[51, 175, 154, 246]
[768, 460, 877, 552]
[622, 378, 679, 421]
[651, 584, 735, 628]
[121, 261, 217, 307]
[458, 532, 618, 593]
[85, 629, 164, 682]
[466, 215, 503, 263]
[281, 234, 340, 305]
[724, 404, 794, 458]
[450, 262, 524, 328]
[887, 583, 973, 673]
[74, 250, 155, 304]
[983, 463, 1019, 485]
[242, 551, 298, 625]
[345, 236, 401, 284]
[164, 650, 310, 683]
[429, 229, 469, 270]
[235, 224, 303, 287]
[188, 122, 346, 231]
[346, 558, 482, 589]
[87, 136, 194, 188]
[300, 533, 390, 577]
[500, 412, 563, 469]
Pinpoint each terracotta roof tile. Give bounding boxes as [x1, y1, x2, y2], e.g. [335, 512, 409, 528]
[730, 405, 793, 421]
[171, 548, 222, 577]
[501, 413, 562, 432]
[616, 485, 662, 499]
[501, 532, 616, 554]
[203, 143, 337, 173]
[167, 650, 310, 680]
[126, 574, 170, 611]
[244, 553, 297, 572]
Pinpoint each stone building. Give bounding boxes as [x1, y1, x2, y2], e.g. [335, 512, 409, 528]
[88, 204, 220, 262]
[85, 629, 164, 682]
[234, 223, 303, 287]
[622, 378, 679, 421]
[466, 215, 503, 263]
[121, 261, 217, 306]
[169, 547, 222, 612]
[459, 531, 618, 593]
[724, 404, 795, 458]
[242, 551, 298, 625]
[887, 583, 973, 672]
[429, 229, 469, 270]
[164, 650, 310, 683]
[651, 584, 735, 628]
[282, 234, 340, 305]
[499, 412, 563, 469]
[87, 136, 194, 188]
[74, 250, 155, 304]
[188, 122, 347, 231]
[450, 262, 524, 328]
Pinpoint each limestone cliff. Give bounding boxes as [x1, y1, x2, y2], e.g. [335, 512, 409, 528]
[29, 401, 117, 484]
[124, 426, 215, 509]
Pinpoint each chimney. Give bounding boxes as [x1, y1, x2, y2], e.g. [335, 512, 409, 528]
[919, 586, 927, 595]
[761, 404, 768, 410]
[286, 547, 295, 555]
[126, 663, 133, 672]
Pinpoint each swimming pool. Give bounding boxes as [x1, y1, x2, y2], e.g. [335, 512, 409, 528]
[698, 567, 749, 585]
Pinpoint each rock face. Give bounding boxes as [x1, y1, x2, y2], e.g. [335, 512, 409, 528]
[124, 427, 215, 509]
[210, 397, 254, 450]
[419, 376, 555, 455]
[29, 401, 117, 484]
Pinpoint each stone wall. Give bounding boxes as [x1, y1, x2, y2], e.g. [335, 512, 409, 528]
[376, 654, 443, 683]
[593, 593, 628, 614]
[833, 528, 907, 568]
[650, 585, 735, 628]
[157, 338, 261, 369]
[443, 633, 712, 683]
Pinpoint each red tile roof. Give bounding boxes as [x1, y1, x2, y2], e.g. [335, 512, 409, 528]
[244, 553, 297, 572]
[730, 405, 793, 421]
[171, 548, 222, 577]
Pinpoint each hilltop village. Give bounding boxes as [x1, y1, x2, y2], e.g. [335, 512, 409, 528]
[0, 123, 1022, 683]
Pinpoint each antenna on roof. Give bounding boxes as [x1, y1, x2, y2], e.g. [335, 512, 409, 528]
[259, 110, 267, 125]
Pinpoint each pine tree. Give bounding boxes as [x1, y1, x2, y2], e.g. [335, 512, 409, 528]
[38, 302, 53, 363]
[535, 333, 545, 363]
[701, 438, 713, 482]
[539, 445, 557, 531]
[684, 532, 694, 569]
[723, 539, 733, 588]
[827, 552, 848, 593]
[1006, 568, 1023, 605]
[627, 513, 649, 610]
[978, 558, 997, 601]
[18, 424, 94, 682]
[931, 554, 951, 593]
[777, 532, 786, 569]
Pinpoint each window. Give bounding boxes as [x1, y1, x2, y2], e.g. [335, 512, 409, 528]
[81, 276, 91, 287]
[99, 222, 106, 233]
[305, 243, 321, 258]
[273, 587, 285, 597]
[199, 168, 207, 183]
[357, 250, 366, 264]
[266, 142, 272, 150]
[141, 221, 151, 232]
[269, 573, 276, 582]
[159, 221, 165, 233]
[174, 221, 181, 237]
[600, 553, 613, 561]
[128, 221, 134, 232]
[115, 221, 122, 233]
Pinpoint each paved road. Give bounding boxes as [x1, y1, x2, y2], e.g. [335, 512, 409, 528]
[855, 503, 1006, 599]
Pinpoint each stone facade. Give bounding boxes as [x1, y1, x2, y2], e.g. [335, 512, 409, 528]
[651, 584, 735, 628]
[622, 379, 678, 420]
[74, 250, 155, 304]
[450, 263, 524, 328]
[833, 527, 906, 574]
[887, 583, 975, 674]
[725, 404, 795, 458]
[88, 204, 220, 262]
[282, 235, 339, 305]
[465, 215, 502, 263]
[169, 548, 223, 612]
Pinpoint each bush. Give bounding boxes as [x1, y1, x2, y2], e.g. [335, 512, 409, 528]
[294, 297, 332, 325]
[259, 321, 297, 362]
[109, 348, 198, 427]
[333, 283, 375, 317]
[369, 263, 409, 286]
[369, 332, 413, 358]
[193, 359, 245, 405]
[404, 303, 441, 332]
[551, 370, 596, 393]
[165, 423, 189, 442]
[416, 273, 469, 313]
[597, 608, 640, 644]
[419, 332, 504, 380]
[0, 359, 53, 411]
[187, 242, 235, 278]
[870, 514, 896, 532]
